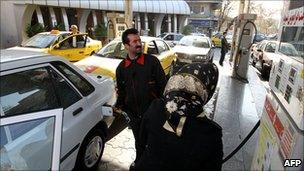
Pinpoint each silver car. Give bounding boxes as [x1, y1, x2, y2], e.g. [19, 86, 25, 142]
[0, 50, 115, 170]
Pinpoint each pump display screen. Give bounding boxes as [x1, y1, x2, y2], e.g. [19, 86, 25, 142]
[243, 29, 250, 35]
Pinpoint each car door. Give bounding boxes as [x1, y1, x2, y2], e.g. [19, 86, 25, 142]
[155, 40, 175, 75]
[49, 61, 99, 170]
[0, 66, 63, 170]
[50, 34, 88, 62]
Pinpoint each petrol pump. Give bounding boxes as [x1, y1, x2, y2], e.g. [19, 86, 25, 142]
[107, 13, 128, 41]
[230, 13, 257, 82]
[251, 2, 304, 170]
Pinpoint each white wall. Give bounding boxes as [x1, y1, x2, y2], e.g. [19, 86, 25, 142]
[1, 1, 19, 48]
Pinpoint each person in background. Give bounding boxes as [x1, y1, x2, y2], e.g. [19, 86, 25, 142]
[115, 28, 167, 170]
[219, 31, 229, 66]
[70, 25, 79, 48]
[136, 62, 223, 171]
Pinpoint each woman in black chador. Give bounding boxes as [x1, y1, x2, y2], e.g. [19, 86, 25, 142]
[136, 62, 223, 171]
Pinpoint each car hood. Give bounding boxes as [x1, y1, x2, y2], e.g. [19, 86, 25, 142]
[8, 46, 48, 53]
[173, 45, 209, 55]
[74, 55, 122, 79]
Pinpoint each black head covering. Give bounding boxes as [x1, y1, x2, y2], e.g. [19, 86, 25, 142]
[163, 62, 219, 136]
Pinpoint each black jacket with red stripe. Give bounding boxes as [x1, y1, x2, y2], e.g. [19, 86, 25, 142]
[116, 53, 167, 118]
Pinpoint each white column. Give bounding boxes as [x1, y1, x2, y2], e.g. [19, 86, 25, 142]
[79, 10, 91, 32]
[173, 14, 177, 33]
[36, 6, 44, 27]
[92, 10, 98, 27]
[155, 14, 165, 36]
[102, 11, 107, 27]
[167, 15, 171, 33]
[144, 13, 148, 30]
[137, 14, 141, 32]
[49, 7, 57, 27]
[178, 16, 188, 33]
[61, 8, 69, 31]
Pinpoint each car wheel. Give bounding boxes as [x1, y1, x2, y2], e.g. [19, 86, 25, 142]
[261, 63, 270, 80]
[75, 128, 105, 171]
[169, 62, 175, 77]
[251, 55, 256, 67]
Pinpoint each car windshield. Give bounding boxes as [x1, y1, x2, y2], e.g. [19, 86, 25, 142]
[179, 36, 210, 48]
[279, 42, 300, 57]
[21, 34, 58, 48]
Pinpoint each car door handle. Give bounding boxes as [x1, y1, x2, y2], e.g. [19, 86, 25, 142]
[79, 51, 84, 54]
[73, 107, 83, 116]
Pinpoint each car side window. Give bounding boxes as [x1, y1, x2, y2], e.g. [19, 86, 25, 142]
[52, 62, 95, 96]
[49, 68, 81, 108]
[0, 67, 60, 117]
[58, 35, 86, 49]
[164, 35, 174, 41]
[265, 42, 276, 53]
[260, 42, 266, 50]
[147, 41, 158, 55]
[155, 40, 168, 54]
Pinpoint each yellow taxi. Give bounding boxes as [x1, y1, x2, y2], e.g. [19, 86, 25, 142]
[75, 36, 177, 79]
[10, 30, 102, 62]
[211, 32, 222, 47]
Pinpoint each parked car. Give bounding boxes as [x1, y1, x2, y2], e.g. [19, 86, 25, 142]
[211, 32, 222, 47]
[251, 40, 300, 79]
[75, 36, 177, 79]
[157, 33, 184, 47]
[211, 32, 232, 47]
[191, 32, 207, 37]
[9, 30, 102, 62]
[253, 33, 267, 43]
[0, 50, 115, 170]
[172, 35, 215, 72]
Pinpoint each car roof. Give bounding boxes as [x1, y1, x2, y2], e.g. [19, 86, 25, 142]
[183, 35, 210, 40]
[39, 31, 71, 35]
[0, 49, 65, 71]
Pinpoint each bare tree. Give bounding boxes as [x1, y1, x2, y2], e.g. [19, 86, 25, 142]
[217, 0, 233, 32]
[249, 2, 279, 34]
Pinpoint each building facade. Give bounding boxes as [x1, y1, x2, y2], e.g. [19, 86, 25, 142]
[185, 0, 222, 36]
[0, 0, 190, 49]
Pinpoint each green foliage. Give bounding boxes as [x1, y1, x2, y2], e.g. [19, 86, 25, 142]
[26, 23, 45, 38]
[94, 24, 107, 38]
[53, 23, 66, 31]
[182, 25, 195, 35]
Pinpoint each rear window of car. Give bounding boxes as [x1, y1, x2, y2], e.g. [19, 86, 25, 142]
[0, 67, 60, 117]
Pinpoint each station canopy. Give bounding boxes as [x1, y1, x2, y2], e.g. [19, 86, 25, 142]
[19, 0, 190, 15]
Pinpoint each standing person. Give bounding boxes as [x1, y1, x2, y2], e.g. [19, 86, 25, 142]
[136, 62, 223, 171]
[115, 28, 167, 170]
[219, 31, 229, 66]
[70, 25, 79, 48]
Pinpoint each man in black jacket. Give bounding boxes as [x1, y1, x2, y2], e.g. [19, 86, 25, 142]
[115, 28, 167, 169]
[219, 31, 229, 66]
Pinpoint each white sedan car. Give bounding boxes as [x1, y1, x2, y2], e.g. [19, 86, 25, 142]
[172, 35, 215, 73]
[0, 50, 115, 170]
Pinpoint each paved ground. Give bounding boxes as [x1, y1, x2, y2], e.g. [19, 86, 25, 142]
[98, 48, 268, 171]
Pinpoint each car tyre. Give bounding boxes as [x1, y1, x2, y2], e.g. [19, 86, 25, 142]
[75, 128, 105, 171]
[251, 55, 256, 67]
[169, 62, 175, 77]
[261, 63, 270, 80]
